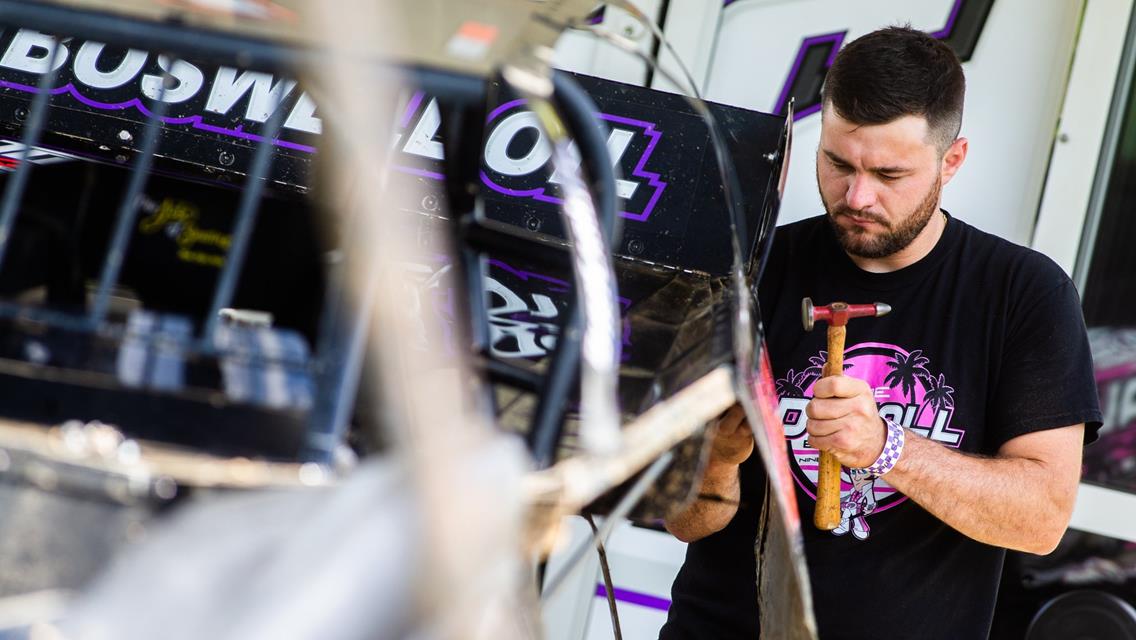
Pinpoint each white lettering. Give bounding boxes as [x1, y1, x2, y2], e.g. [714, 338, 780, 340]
[205, 67, 295, 122]
[778, 396, 809, 438]
[73, 43, 147, 89]
[1101, 380, 1119, 435]
[484, 111, 551, 176]
[530, 293, 558, 319]
[1118, 376, 1136, 435]
[485, 276, 559, 358]
[928, 409, 962, 446]
[549, 128, 639, 199]
[283, 91, 321, 134]
[402, 98, 444, 160]
[878, 402, 906, 427]
[141, 56, 205, 104]
[0, 30, 68, 74]
[902, 404, 918, 427]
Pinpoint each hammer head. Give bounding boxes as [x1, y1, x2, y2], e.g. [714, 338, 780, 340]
[802, 297, 891, 331]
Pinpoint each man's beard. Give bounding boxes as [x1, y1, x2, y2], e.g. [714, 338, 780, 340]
[822, 176, 942, 259]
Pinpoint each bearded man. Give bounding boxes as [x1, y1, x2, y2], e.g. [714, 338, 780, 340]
[658, 26, 1102, 640]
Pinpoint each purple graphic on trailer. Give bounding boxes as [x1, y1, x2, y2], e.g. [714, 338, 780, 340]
[486, 258, 634, 362]
[478, 98, 668, 222]
[775, 341, 964, 540]
[0, 77, 318, 153]
[761, 0, 972, 122]
[414, 255, 634, 362]
[393, 92, 669, 222]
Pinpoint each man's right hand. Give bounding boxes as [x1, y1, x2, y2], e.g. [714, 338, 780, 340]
[710, 404, 754, 467]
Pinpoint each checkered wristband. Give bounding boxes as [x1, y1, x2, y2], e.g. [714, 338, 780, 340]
[857, 418, 905, 477]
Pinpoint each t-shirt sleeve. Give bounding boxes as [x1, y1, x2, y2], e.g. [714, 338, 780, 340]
[990, 266, 1103, 448]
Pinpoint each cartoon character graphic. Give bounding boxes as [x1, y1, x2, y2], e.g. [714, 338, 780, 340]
[834, 469, 877, 540]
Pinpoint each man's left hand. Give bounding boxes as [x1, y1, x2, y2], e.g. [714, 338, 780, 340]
[805, 375, 885, 468]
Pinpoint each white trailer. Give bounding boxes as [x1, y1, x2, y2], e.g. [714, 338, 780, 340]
[547, 1, 1136, 637]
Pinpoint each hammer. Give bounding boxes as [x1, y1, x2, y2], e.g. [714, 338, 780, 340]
[801, 298, 892, 530]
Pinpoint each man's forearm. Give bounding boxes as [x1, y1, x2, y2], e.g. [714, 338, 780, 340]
[665, 461, 741, 543]
[885, 428, 1080, 554]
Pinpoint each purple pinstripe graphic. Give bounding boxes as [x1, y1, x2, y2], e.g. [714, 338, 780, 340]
[598, 113, 667, 222]
[480, 101, 668, 222]
[393, 165, 445, 180]
[770, 0, 967, 121]
[490, 259, 633, 350]
[489, 259, 632, 310]
[594, 584, 671, 612]
[931, 0, 965, 39]
[0, 79, 316, 153]
[771, 31, 846, 120]
[400, 90, 426, 128]
[4, 77, 667, 218]
[487, 98, 527, 123]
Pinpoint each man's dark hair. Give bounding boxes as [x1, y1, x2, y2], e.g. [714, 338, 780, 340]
[822, 26, 965, 152]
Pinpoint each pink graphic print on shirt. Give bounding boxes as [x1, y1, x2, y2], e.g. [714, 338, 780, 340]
[774, 342, 966, 540]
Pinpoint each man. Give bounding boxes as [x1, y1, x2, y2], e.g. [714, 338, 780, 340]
[659, 26, 1102, 639]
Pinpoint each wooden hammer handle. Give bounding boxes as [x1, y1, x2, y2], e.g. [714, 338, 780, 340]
[814, 324, 845, 531]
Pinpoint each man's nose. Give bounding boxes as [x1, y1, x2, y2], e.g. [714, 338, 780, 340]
[845, 175, 878, 211]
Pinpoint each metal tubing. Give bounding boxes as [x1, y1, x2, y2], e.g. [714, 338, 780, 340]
[550, 70, 620, 249]
[502, 62, 623, 457]
[527, 71, 622, 467]
[89, 71, 172, 326]
[0, 39, 63, 272]
[526, 298, 581, 467]
[201, 101, 287, 347]
[540, 451, 673, 600]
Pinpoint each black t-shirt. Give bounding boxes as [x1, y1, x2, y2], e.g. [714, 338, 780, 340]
[660, 213, 1103, 640]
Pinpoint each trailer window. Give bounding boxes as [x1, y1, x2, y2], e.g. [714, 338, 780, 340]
[1078, 51, 1136, 497]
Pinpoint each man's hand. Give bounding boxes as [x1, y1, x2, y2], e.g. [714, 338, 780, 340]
[805, 375, 885, 468]
[664, 404, 752, 543]
[710, 404, 754, 467]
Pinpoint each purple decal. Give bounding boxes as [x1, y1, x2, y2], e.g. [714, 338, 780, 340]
[0, 80, 316, 153]
[489, 258, 633, 311]
[480, 101, 668, 222]
[770, 0, 968, 122]
[400, 90, 426, 129]
[930, 0, 965, 40]
[771, 31, 846, 121]
[594, 584, 671, 612]
[488, 258, 634, 352]
[486, 98, 527, 124]
[393, 165, 445, 180]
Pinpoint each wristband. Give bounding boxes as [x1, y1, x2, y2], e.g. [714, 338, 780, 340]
[856, 417, 905, 477]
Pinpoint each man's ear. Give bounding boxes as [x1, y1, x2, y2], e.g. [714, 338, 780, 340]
[940, 137, 968, 186]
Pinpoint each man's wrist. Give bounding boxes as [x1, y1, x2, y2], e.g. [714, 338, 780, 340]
[704, 458, 741, 479]
[853, 417, 905, 477]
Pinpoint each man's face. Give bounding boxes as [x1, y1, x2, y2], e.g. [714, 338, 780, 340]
[816, 105, 947, 259]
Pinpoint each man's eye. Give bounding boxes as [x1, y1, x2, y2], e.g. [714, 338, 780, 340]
[879, 174, 900, 182]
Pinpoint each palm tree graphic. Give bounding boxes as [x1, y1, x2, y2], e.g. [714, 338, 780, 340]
[804, 351, 853, 379]
[775, 368, 811, 397]
[918, 373, 955, 423]
[883, 350, 932, 404]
